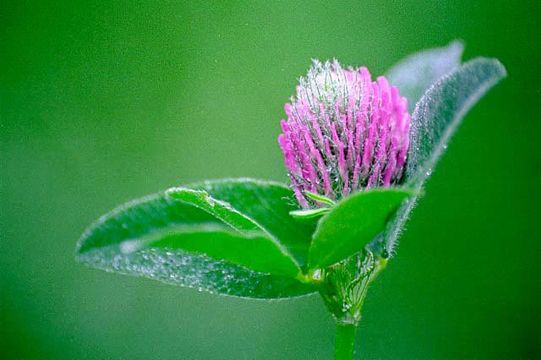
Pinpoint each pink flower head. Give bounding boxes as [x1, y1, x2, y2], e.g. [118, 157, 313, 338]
[278, 60, 411, 208]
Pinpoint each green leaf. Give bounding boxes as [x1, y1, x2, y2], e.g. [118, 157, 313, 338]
[308, 188, 412, 269]
[381, 57, 507, 254]
[386, 40, 464, 111]
[184, 179, 315, 268]
[77, 181, 317, 299]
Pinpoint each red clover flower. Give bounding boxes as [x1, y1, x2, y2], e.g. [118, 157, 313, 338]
[278, 60, 411, 208]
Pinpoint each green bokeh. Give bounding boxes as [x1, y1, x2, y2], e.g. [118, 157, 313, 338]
[1, 1, 539, 358]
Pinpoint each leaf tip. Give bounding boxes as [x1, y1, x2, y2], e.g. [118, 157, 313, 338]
[472, 57, 508, 82]
[492, 58, 508, 79]
[448, 39, 465, 55]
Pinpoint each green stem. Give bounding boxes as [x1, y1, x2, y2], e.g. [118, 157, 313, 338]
[334, 322, 358, 360]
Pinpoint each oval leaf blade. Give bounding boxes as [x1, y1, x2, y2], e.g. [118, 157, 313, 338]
[308, 188, 411, 269]
[76, 185, 315, 299]
[382, 57, 507, 254]
[406, 57, 507, 182]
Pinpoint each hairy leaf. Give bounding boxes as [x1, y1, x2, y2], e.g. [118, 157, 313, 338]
[79, 245, 314, 299]
[386, 40, 464, 111]
[77, 181, 316, 299]
[382, 58, 507, 254]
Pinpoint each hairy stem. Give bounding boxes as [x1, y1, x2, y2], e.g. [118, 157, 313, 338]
[335, 322, 358, 360]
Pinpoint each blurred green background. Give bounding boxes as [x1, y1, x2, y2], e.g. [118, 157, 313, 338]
[1, 0, 540, 359]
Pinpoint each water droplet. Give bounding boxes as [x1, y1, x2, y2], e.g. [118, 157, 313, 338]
[311, 269, 323, 281]
[205, 194, 216, 207]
